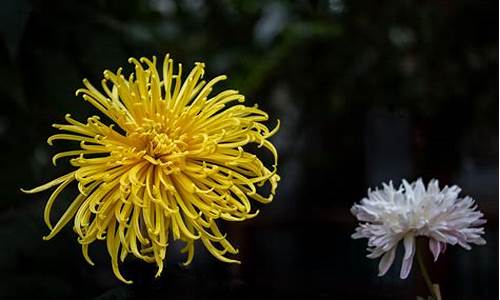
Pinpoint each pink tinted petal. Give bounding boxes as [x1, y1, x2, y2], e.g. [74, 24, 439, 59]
[429, 239, 441, 262]
[403, 235, 414, 259]
[378, 247, 396, 277]
[400, 235, 415, 279]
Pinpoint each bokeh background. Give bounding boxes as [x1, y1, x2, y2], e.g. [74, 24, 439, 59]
[0, 0, 498, 299]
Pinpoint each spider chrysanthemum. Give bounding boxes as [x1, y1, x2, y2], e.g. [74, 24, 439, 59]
[23, 54, 280, 283]
[351, 178, 486, 279]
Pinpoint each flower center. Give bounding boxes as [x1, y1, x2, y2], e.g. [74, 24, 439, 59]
[147, 132, 187, 158]
[127, 119, 190, 167]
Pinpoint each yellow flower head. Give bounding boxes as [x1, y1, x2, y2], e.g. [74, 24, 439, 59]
[22, 54, 280, 283]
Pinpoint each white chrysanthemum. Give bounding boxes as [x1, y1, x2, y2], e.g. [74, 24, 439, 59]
[351, 178, 486, 279]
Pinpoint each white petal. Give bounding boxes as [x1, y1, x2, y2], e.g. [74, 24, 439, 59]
[475, 238, 486, 245]
[378, 247, 396, 276]
[400, 235, 415, 279]
[459, 241, 472, 250]
[428, 179, 440, 194]
[472, 219, 487, 226]
[429, 239, 441, 262]
[402, 180, 413, 197]
[414, 178, 426, 200]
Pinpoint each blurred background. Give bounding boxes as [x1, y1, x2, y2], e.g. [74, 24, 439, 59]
[0, 0, 497, 299]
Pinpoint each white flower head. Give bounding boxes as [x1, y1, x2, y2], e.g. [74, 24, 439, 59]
[351, 178, 486, 279]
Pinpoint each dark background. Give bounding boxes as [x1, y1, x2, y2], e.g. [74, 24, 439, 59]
[0, 0, 498, 299]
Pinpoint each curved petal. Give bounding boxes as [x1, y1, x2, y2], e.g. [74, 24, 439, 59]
[400, 235, 415, 279]
[378, 246, 396, 276]
[429, 239, 442, 262]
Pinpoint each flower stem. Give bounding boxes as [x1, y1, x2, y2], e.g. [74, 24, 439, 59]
[416, 239, 438, 300]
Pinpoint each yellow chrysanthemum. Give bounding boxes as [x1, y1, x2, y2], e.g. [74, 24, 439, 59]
[22, 54, 279, 283]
